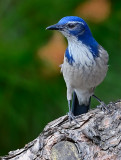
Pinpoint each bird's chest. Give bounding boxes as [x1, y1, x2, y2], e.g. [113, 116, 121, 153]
[61, 56, 94, 88]
[67, 42, 95, 67]
[63, 43, 95, 75]
[61, 44, 108, 89]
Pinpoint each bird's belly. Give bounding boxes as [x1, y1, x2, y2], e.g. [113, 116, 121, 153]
[61, 59, 108, 90]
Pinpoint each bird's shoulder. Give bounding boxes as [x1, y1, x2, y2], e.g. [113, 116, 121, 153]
[98, 45, 109, 60]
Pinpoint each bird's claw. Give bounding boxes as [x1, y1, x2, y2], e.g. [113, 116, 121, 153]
[97, 101, 107, 112]
[67, 112, 79, 125]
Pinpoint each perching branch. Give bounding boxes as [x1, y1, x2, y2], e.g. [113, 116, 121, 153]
[1, 101, 121, 160]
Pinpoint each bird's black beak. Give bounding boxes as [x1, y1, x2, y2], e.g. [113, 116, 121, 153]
[46, 24, 63, 31]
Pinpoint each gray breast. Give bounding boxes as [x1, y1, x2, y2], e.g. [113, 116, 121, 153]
[61, 46, 108, 90]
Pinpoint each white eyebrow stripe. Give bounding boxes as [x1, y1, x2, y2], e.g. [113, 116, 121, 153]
[67, 21, 84, 25]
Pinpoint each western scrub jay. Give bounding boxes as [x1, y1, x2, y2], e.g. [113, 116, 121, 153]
[46, 16, 109, 122]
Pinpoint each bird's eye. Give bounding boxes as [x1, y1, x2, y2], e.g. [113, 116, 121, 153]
[67, 23, 76, 29]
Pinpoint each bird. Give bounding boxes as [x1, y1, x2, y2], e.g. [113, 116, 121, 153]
[46, 16, 109, 122]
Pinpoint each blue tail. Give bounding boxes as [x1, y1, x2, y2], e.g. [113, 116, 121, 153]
[71, 92, 91, 116]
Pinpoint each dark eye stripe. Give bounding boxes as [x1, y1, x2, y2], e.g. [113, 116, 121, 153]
[67, 23, 76, 28]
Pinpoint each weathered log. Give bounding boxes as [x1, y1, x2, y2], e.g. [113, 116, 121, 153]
[1, 101, 121, 160]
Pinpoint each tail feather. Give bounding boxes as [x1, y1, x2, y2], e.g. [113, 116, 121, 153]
[71, 92, 91, 116]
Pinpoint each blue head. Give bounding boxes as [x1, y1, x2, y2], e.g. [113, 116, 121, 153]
[46, 16, 92, 40]
[46, 16, 99, 57]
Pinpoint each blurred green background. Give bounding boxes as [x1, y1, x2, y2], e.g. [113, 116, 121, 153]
[0, 0, 121, 156]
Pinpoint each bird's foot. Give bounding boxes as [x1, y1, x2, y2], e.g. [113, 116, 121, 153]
[97, 101, 107, 112]
[67, 100, 79, 125]
[67, 111, 79, 125]
[92, 95, 107, 112]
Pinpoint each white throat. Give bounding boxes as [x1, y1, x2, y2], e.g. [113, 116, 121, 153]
[67, 37, 95, 66]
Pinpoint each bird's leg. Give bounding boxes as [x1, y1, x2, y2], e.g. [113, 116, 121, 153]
[67, 100, 79, 124]
[68, 100, 72, 123]
[92, 95, 107, 111]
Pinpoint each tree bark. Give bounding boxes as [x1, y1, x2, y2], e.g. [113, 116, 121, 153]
[1, 101, 121, 160]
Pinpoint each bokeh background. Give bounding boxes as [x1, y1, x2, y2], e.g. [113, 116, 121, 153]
[0, 0, 121, 156]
